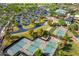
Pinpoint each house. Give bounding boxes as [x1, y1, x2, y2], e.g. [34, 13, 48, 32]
[64, 16, 75, 25]
[55, 8, 66, 16]
[74, 15, 79, 24]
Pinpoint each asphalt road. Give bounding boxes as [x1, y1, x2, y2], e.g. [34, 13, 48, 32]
[10, 21, 47, 34]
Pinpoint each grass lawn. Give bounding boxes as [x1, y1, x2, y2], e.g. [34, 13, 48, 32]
[13, 23, 35, 31]
[55, 38, 79, 56]
[13, 27, 19, 31]
[2, 38, 12, 46]
[11, 22, 45, 40]
[37, 19, 45, 23]
[23, 23, 35, 29]
[58, 41, 79, 56]
[11, 31, 34, 40]
[23, 32, 34, 40]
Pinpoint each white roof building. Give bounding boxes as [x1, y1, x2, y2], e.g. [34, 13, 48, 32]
[55, 8, 67, 16]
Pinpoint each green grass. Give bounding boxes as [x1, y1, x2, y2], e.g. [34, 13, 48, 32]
[23, 34, 34, 40]
[64, 42, 79, 56]
[23, 23, 35, 29]
[11, 31, 34, 40]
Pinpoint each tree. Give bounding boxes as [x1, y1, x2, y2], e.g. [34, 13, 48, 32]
[49, 9, 56, 16]
[72, 31, 78, 36]
[68, 23, 78, 31]
[32, 32, 38, 38]
[2, 32, 12, 46]
[48, 4, 57, 16]
[37, 28, 44, 37]
[64, 34, 70, 41]
[48, 20, 53, 26]
[33, 48, 42, 56]
[28, 28, 34, 36]
[58, 50, 65, 56]
[62, 43, 72, 52]
[43, 30, 51, 37]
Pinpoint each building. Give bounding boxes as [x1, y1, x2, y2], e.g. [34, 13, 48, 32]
[55, 8, 67, 16]
[64, 16, 75, 25]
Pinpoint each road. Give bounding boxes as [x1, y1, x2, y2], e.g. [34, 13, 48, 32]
[10, 21, 47, 34]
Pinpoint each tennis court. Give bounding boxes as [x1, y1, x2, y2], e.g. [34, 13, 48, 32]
[42, 39, 58, 56]
[53, 27, 67, 37]
[4, 38, 32, 56]
[25, 38, 42, 55]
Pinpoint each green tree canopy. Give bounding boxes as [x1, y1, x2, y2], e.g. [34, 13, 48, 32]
[68, 23, 78, 31]
[33, 48, 42, 56]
